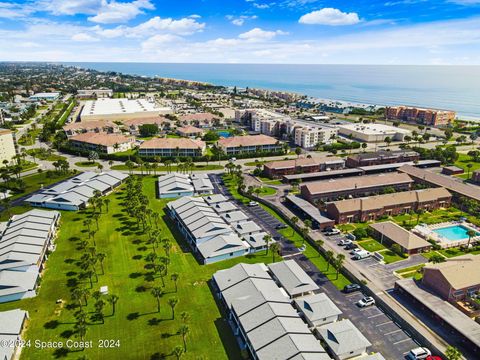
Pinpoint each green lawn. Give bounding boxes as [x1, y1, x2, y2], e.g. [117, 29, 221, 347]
[396, 264, 425, 274]
[6, 170, 77, 201]
[75, 161, 99, 168]
[454, 153, 480, 179]
[223, 174, 351, 290]
[358, 238, 386, 252]
[0, 176, 275, 359]
[26, 149, 67, 162]
[257, 187, 277, 197]
[377, 249, 404, 264]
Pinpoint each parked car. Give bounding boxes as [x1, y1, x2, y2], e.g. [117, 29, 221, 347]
[406, 347, 432, 360]
[357, 296, 375, 307]
[325, 228, 341, 236]
[343, 283, 362, 293]
[353, 250, 371, 260]
[350, 248, 363, 255]
[338, 239, 353, 246]
[346, 233, 356, 241]
[425, 356, 441, 360]
[248, 201, 258, 207]
[345, 243, 358, 251]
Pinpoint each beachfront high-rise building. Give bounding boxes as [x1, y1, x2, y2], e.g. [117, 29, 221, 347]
[385, 106, 456, 127]
[0, 129, 17, 166]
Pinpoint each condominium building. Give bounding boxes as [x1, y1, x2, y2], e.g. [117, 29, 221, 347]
[263, 156, 344, 179]
[0, 129, 16, 166]
[288, 120, 338, 149]
[237, 109, 290, 134]
[301, 173, 414, 203]
[346, 150, 420, 167]
[385, 106, 456, 127]
[325, 187, 452, 224]
[68, 132, 134, 154]
[139, 138, 206, 157]
[63, 120, 119, 136]
[217, 135, 282, 155]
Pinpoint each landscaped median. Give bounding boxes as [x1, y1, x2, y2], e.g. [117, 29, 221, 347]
[223, 174, 351, 290]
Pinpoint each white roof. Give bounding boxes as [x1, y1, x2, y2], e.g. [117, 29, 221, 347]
[81, 98, 167, 117]
[318, 319, 372, 355]
[197, 233, 248, 260]
[268, 260, 319, 297]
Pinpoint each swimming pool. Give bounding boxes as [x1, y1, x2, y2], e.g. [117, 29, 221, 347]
[217, 131, 232, 138]
[432, 225, 479, 241]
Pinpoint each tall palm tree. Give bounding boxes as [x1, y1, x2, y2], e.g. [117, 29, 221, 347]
[334, 254, 346, 280]
[107, 294, 119, 316]
[173, 346, 184, 360]
[270, 242, 280, 262]
[168, 298, 179, 319]
[290, 216, 298, 236]
[97, 253, 106, 275]
[180, 311, 190, 324]
[179, 325, 189, 352]
[325, 250, 334, 271]
[151, 287, 163, 313]
[263, 235, 272, 254]
[466, 229, 477, 249]
[171, 273, 179, 292]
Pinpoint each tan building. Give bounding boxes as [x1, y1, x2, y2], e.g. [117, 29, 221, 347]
[63, 120, 119, 136]
[217, 135, 282, 155]
[369, 221, 431, 255]
[179, 113, 221, 128]
[422, 254, 480, 301]
[177, 125, 204, 138]
[326, 187, 452, 223]
[139, 138, 206, 157]
[263, 156, 344, 179]
[301, 173, 414, 203]
[122, 116, 168, 133]
[385, 106, 456, 127]
[0, 129, 17, 166]
[68, 132, 134, 154]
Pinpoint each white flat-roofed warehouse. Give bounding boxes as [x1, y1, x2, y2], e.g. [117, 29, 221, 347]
[338, 123, 411, 142]
[80, 98, 172, 122]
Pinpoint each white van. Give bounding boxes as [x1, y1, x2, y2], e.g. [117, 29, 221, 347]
[353, 250, 371, 260]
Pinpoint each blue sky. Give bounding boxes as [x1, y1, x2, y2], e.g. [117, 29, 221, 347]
[0, 0, 480, 64]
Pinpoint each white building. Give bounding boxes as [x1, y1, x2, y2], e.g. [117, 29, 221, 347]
[80, 98, 172, 122]
[77, 89, 113, 98]
[0, 129, 17, 166]
[287, 120, 338, 149]
[29, 92, 60, 101]
[157, 173, 213, 198]
[338, 123, 411, 143]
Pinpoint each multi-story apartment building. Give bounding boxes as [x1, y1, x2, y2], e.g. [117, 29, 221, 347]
[385, 106, 456, 126]
[0, 129, 17, 166]
[237, 109, 290, 134]
[217, 135, 282, 155]
[301, 172, 414, 204]
[291, 122, 338, 149]
[139, 138, 206, 157]
[68, 132, 134, 154]
[346, 150, 420, 167]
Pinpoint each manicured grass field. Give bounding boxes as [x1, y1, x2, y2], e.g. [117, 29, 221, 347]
[377, 249, 404, 264]
[7, 171, 77, 201]
[454, 153, 480, 179]
[258, 186, 277, 197]
[358, 238, 386, 252]
[0, 176, 273, 359]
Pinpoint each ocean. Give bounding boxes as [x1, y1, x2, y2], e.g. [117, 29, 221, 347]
[61, 63, 480, 119]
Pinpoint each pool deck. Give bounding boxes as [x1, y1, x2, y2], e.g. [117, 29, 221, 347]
[413, 221, 480, 249]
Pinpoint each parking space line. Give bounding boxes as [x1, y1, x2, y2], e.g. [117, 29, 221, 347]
[384, 329, 402, 336]
[394, 338, 413, 345]
[367, 313, 384, 319]
[376, 321, 392, 327]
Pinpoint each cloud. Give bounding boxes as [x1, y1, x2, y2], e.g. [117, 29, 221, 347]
[71, 32, 99, 42]
[39, 0, 103, 16]
[253, 3, 270, 9]
[88, 0, 155, 24]
[299, 8, 360, 25]
[238, 27, 288, 41]
[0, 2, 34, 18]
[141, 34, 182, 51]
[448, 0, 480, 4]
[226, 15, 258, 26]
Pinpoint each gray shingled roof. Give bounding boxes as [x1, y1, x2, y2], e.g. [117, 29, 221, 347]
[268, 260, 319, 297]
[213, 263, 270, 292]
[0, 309, 27, 335]
[256, 333, 329, 360]
[294, 293, 342, 323]
[196, 233, 247, 260]
[318, 319, 371, 356]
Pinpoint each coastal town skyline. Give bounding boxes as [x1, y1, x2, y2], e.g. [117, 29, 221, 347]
[0, 0, 480, 64]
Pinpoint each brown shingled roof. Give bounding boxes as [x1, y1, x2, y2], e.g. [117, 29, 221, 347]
[424, 254, 480, 290]
[303, 173, 413, 195]
[370, 221, 431, 250]
[264, 156, 343, 170]
[177, 125, 204, 134]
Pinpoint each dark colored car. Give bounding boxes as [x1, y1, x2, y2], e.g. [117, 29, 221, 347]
[345, 243, 359, 250]
[343, 283, 362, 293]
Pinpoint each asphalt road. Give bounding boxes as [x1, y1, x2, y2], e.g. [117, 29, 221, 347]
[210, 173, 422, 360]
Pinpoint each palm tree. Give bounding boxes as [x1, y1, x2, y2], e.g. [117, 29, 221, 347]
[334, 254, 346, 280]
[74, 322, 88, 350]
[466, 229, 477, 249]
[325, 250, 334, 271]
[173, 346, 184, 360]
[270, 242, 280, 262]
[104, 199, 110, 212]
[180, 311, 190, 324]
[263, 234, 272, 254]
[290, 216, 298, 235]
[171, 273, 179, 292]
[168, 298, 179, 319]
[467, 163, 473, 179]
[107, 294, 119, 316]
[97, 253, 106, 274]
[416, 209, 425, 224]
[151, 287, 163, 313]
[179, 325, 189, 352]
